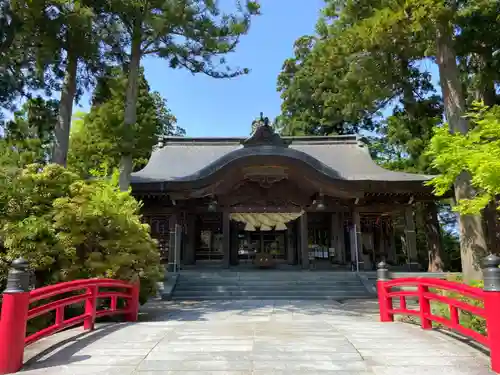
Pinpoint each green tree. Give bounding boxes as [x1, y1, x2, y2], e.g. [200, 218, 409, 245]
[7, 0, 118, 166]
[278, 1, 451, 271]
[277, 34, 379, 136]
[0, 152, 162, 299]
[68, 68, 184, 177]
[280, 0, 497, 279]
[1, 97, 58, 163]
[455, 2, 500, 253]
[427, 103, 500, 219]
[106, 0, 260, 191]
[0, 1, 39, 112]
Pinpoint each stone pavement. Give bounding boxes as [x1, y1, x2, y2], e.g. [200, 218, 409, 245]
[20, 299, 494, 375]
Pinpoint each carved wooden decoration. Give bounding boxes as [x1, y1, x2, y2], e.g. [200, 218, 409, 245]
[218, 180, 310, 208]
[242, 166, 288, 188]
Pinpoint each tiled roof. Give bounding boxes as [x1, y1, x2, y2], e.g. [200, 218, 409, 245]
[130, 134, 433, 184]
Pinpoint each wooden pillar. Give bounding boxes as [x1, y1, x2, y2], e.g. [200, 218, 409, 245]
[337, 212, 346, 263]
[287, 223, 297, 265]
[330, 213, 338, 262]
[404, 205, 419, 271]
[353, 210, 364, 270]
[378, 221, 385, 261]
[299, 212, 309, 269]
[222, 211, 230, 268]
[230, 221, 239, 266]
[167, 213, 178, 272]
[183, 214, 196, 265]
[388, 220, 397, 263]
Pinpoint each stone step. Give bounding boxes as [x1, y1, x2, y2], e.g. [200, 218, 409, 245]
[175, 285, 366, 293]
[176, 278, 361, 284]
[177, 273, 361, 279]
[171, 294, 374, 301]
[175, 280, 364, 287]
[171, 271, 372, 301]
[174, 288, 366, 295]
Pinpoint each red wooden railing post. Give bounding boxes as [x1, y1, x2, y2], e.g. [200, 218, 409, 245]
[83, 285, 98, 331]
[0, 258, 31, 375]
[125, 279, 140, 322]
[482, 254, 500, 373]
[376, 261, 394, 322]
[418, 285, 432, 329]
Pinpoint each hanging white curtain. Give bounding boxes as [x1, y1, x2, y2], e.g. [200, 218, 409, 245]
[230, 212, 304, 231]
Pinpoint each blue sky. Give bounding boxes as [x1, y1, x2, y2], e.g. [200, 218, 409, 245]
[74, 0, 327, 137]
[7, 0, 441, 137]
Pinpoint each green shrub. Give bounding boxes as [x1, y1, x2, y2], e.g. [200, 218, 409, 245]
[398, 275, 486, 336]
[430, 276, 486, 335]
[0, 163, 163, 302]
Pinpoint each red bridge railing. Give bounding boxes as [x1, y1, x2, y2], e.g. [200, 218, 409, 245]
[0, 258, 140, 374]
[376, 255, 500, 374]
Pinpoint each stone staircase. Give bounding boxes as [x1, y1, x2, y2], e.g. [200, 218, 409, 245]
[170, 271, 374, 300]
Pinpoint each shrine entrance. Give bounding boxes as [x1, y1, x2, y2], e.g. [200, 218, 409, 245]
[135, 120, 434, 273]
[236, 227, 288, 265]
[229, 211, 302, 267]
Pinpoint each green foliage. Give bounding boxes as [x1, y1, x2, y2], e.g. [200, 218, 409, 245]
[1, 97, 58, 163]
[432, 276, 486, 335]
[109, 0, 261, 78]
[0, 152, 162, 300]
[426, 103, 500, 215]
[8, 0, 111, 98]
[399, 276, 486, 335]
[0, 1, 45, 112]
[68, 69, 184, 177]
[277, 34, 379, 135]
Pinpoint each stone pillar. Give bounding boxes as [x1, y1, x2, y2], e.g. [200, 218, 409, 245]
[0, 258, 30, 374]
[404, 206, 419, 271]
[287, 223, 297, 265]
[222, 211, 230, 268]
[353, 210, 365, 270]
[299, 212, 309, 269]
[167, 213, 178, 272]
[183, 214, 196, 265]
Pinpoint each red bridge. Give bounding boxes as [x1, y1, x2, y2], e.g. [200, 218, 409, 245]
[0, 256, 498, 374]
[376, 255, 500, 373]
[0, 258, 139, 374]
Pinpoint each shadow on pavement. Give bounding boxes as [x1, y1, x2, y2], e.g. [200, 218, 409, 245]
[138, 297, 377, 322]
[22, 323, 129, 371]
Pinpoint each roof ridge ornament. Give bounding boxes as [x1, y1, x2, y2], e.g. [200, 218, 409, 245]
[243, 112, 289, 148]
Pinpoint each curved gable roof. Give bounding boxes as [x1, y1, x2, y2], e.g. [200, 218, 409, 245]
[130, 133, 433, 185]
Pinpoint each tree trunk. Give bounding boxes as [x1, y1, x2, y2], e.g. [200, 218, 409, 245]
[475, 66, 499, 254]
[484, 200, 499, 254]
[400, 57, 417, 120]
[119, 27, 142, 192]
[435, 22, 488, 281]
[52, 51, 78, 166]
[424, 201, 444, 272]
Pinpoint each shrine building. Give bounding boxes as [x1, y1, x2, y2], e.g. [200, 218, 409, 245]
[130, 117, 439, 272]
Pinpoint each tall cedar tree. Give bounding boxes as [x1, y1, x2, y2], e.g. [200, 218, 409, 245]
[68, 68, 184, 177]
[8, 0, 115, 166]
[280, 0, 494, 280]
[277, 1, 447, 271]
[0, 1, 46, 113]
[105, 0, 260, 191]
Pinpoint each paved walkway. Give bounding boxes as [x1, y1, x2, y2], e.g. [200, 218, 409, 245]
[20, 299, 494, 374]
